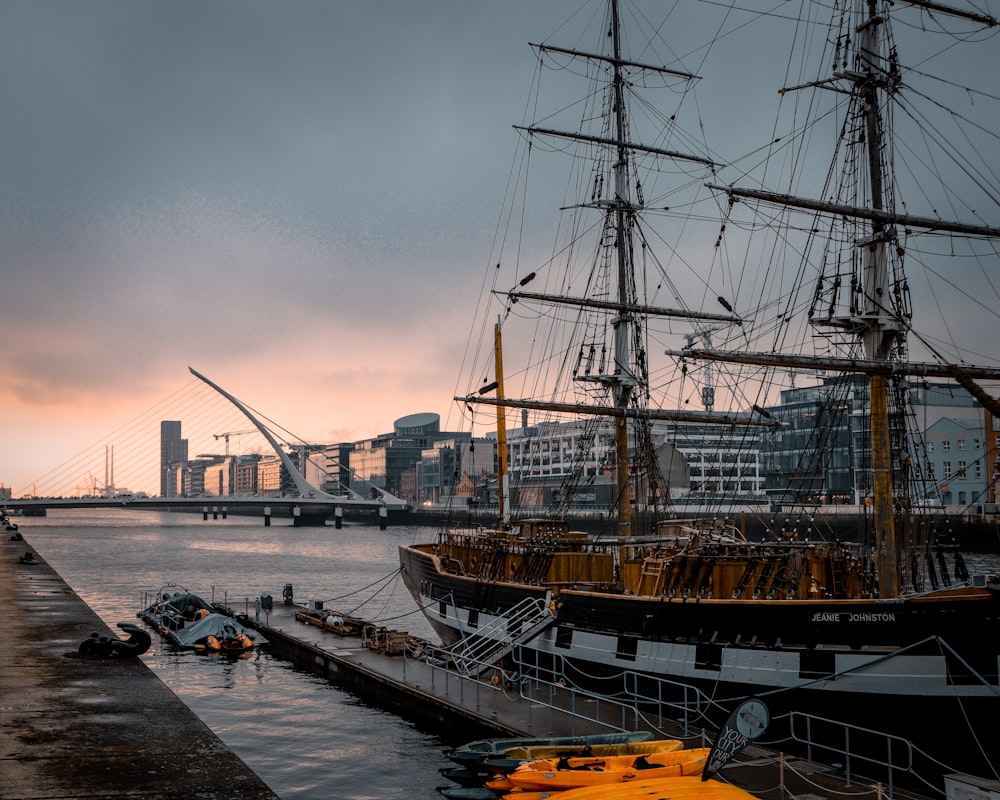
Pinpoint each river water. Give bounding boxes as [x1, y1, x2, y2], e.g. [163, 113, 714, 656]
[19, 509, 454, 800]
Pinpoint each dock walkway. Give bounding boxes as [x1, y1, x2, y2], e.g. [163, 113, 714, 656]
[0, 532, 278, 800]
[245, 600, 933, 800]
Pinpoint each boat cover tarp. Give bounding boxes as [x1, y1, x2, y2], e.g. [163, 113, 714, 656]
[172, 613, 265, 647]
[154, 591, 214, 616]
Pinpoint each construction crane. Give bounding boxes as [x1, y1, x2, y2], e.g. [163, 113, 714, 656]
[685, 327, 724, 411]
[75, 472, 101, 498]
[213, 429, 256, 457]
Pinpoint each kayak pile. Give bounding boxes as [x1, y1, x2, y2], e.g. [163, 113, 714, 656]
[441, 731, 655, 790]
[438, 733, 759, 800]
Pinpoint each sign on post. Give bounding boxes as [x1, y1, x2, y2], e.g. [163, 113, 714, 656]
[702, 698, 770, 780]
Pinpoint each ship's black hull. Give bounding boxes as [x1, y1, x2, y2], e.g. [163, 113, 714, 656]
[400, 544, 1000, 786]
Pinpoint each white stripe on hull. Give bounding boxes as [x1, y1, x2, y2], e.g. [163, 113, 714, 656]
[422, 592, 998, 699]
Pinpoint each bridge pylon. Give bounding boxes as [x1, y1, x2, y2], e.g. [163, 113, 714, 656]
[188, 367, 407, 517]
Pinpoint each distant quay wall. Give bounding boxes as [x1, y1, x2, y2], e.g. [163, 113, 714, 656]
[33, 497, 997, 551]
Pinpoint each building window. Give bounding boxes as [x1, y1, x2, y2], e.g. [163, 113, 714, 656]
[927, 441, 934, 453]
[958, 439, 966, 451]
[943, 461, 952, 477]
[958, 461, 967, 479]
[942, 440, 951, 451]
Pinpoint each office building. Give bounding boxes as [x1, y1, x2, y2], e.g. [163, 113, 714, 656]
[160, 421, 188, 498]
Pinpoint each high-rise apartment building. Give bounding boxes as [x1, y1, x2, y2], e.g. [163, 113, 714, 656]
[160, 420, 188, 497]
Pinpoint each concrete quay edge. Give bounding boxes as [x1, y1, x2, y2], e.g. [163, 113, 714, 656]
[0, 532, 279, 800]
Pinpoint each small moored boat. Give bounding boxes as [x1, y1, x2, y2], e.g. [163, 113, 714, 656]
[138, 584, 266, 653]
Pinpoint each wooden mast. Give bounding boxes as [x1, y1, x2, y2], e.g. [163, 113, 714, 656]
[854, 2, 900, 596]
[494, 318, 509, 530]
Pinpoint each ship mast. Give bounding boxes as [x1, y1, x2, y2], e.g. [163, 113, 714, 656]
[703, 0, 1000, 598]
[609, 0, 634, 536]
[856, 1, 901, 596]
[494, 318, 510, 530]
[460, 0, 730, 536]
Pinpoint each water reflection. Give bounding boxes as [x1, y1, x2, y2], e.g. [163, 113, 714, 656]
[23, 510, 449, 800]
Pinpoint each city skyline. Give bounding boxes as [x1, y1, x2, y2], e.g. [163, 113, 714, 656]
[10, 375, 994, 507]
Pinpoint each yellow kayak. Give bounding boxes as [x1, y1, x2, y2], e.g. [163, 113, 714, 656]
[501, 739, 683, 761]
[495, 748, 710, 792]
[502, 776, 758, 800]
[485, 739, 685, 776]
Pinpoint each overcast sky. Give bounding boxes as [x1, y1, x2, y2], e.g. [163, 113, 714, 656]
[2, 0, 997, 496]
[0, 1, 570, 492]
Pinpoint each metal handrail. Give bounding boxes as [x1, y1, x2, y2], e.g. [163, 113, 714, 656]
[790, 710, 913, 798]
[447, 595, 551, 676]
[510, 648, 643, 733]
[622, 670, 713, 735]
[406, 639, 641, 735]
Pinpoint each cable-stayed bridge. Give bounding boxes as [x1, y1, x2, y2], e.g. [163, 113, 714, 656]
[4, 367, 407, 526]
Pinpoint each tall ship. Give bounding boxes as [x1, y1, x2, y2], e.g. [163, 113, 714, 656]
[400, 0, 1000, 787]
